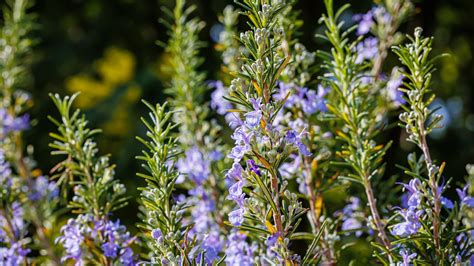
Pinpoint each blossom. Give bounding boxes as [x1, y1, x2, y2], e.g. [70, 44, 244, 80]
[338, 197, 364, 236]
[56, 217, 85, 262]
[302, 85, 328, 114]
[244, 98, 263, 128]
[176, 146, 210, 185]
[275, 82, 327, 115]
[56, 215, 135, 264]
[399, 250, 416, 266]
[28, 176, 59, 201]
[210, 81, 232, 115]
[391, 208, 423, 237]
[456, 185, 474, 208]
[0, 242, 30, 266]
[151, 228, 163, 241]
[401, 179, 422, 208]
[265, 232, 280, 247]
[226, 162, 244, 181]
[285, 129, 312, 156]
[386, 68, 405, 106]
[0, 149, 12, 186]
[229, 208, 244, 226]
[392, 179, 423, 237]
[0, 109, 30, 138]
[246, 159, 261, 176]
[440, 196, 454, 209]
[353, 10, 374, 36]
[355, 37, 378, 64]
[227, 180, 245, 207]
[224, 230, 255, 266]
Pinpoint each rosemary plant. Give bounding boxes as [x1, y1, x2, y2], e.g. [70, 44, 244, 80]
[136, 101, 196, 264]
[389, 28, 473, 265]
[1, 0, 61, 264]
[224, 0, 312, 263]
[319, 0, 396, 261]
[49, 94, 135, 265]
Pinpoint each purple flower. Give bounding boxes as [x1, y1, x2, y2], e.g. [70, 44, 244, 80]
[353, 10, 374, 36]
[226, 163, 244, 181]
[302, 85, 328, 114]
[265, 232, 280, 247]
[176, 146, 210, 185]
[400, 250, 416, 266]
[151, 228, 162, 240]
[200, 231, 223, 263]
[227, 181, 245, 207]
[228, 144, 250, 162]
[102, 242, 119, 258]
[210, 81, 232, 115]
[56, 217, 85, 262]
[285, 130, 312, 156]
[0, 149, 12, 187]
[0, 242, 30, 266]
[275, 82, 327, 115]
[456, 185, 474, 208]
[28, 176, 59, 201]
[225, 230, 255, 266]
[243, 98, 263, 128]
[440, 196, 454, 209]
[246, 159, 261, 176]
[229, 208, 244, 226]
[0, 109, 30, 138]
[56, 215, 135, 264]
[391, 209, 423, 237]
[401, 179, 422, 209]
[386, 68, 405, 106]
[355, 37, 378, 64]
[338, 197, 364, 236]
[209, 150, 223, 161]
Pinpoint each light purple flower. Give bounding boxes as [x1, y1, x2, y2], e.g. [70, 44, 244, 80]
[399, 250, 416, 266]
[440, 196, 454, 209]
[285, 130, 312, 156]
[151, 228, 162, 240]
[355, 37, 378, 64]
[229, 208, 244, 226]
[228, 181, 245, 206]
[457, 185, 474, 208]
[224, 230, 255, 266]
[0, 149, 12, 187]
[0, 242, 30, 266]
[210, 81, 232, 115]
[391, 209, 423, 237]
[386, 68, 405, 106]
[0, 109, 30, 138]
[176, 146, 210, 185]
[226, 163, 244, 181]
[353, 10, 374, 36]
[401, 179, 422, 208]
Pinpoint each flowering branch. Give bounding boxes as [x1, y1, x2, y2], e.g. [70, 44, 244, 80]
[49, 93, 135, 265]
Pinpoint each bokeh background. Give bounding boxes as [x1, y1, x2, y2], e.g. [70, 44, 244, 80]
[16, 0, 474, 262]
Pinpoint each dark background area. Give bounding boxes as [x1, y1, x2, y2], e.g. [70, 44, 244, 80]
[12, 0, 474, 257]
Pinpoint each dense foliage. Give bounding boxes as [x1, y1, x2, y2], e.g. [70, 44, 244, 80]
[1, 0, 473, 265]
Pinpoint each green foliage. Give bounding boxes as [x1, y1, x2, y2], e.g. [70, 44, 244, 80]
[136, 101, 196, 264]
[160, 0, 208, 147]
[49, 93, 128, 219]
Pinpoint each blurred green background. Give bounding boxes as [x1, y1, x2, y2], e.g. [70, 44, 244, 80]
[18, 0, 474, 260]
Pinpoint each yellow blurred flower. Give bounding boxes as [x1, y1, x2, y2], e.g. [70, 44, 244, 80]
[96, 47, 136, 86]
[66, 47, 137, 109]
[65, 75, 112, 108]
